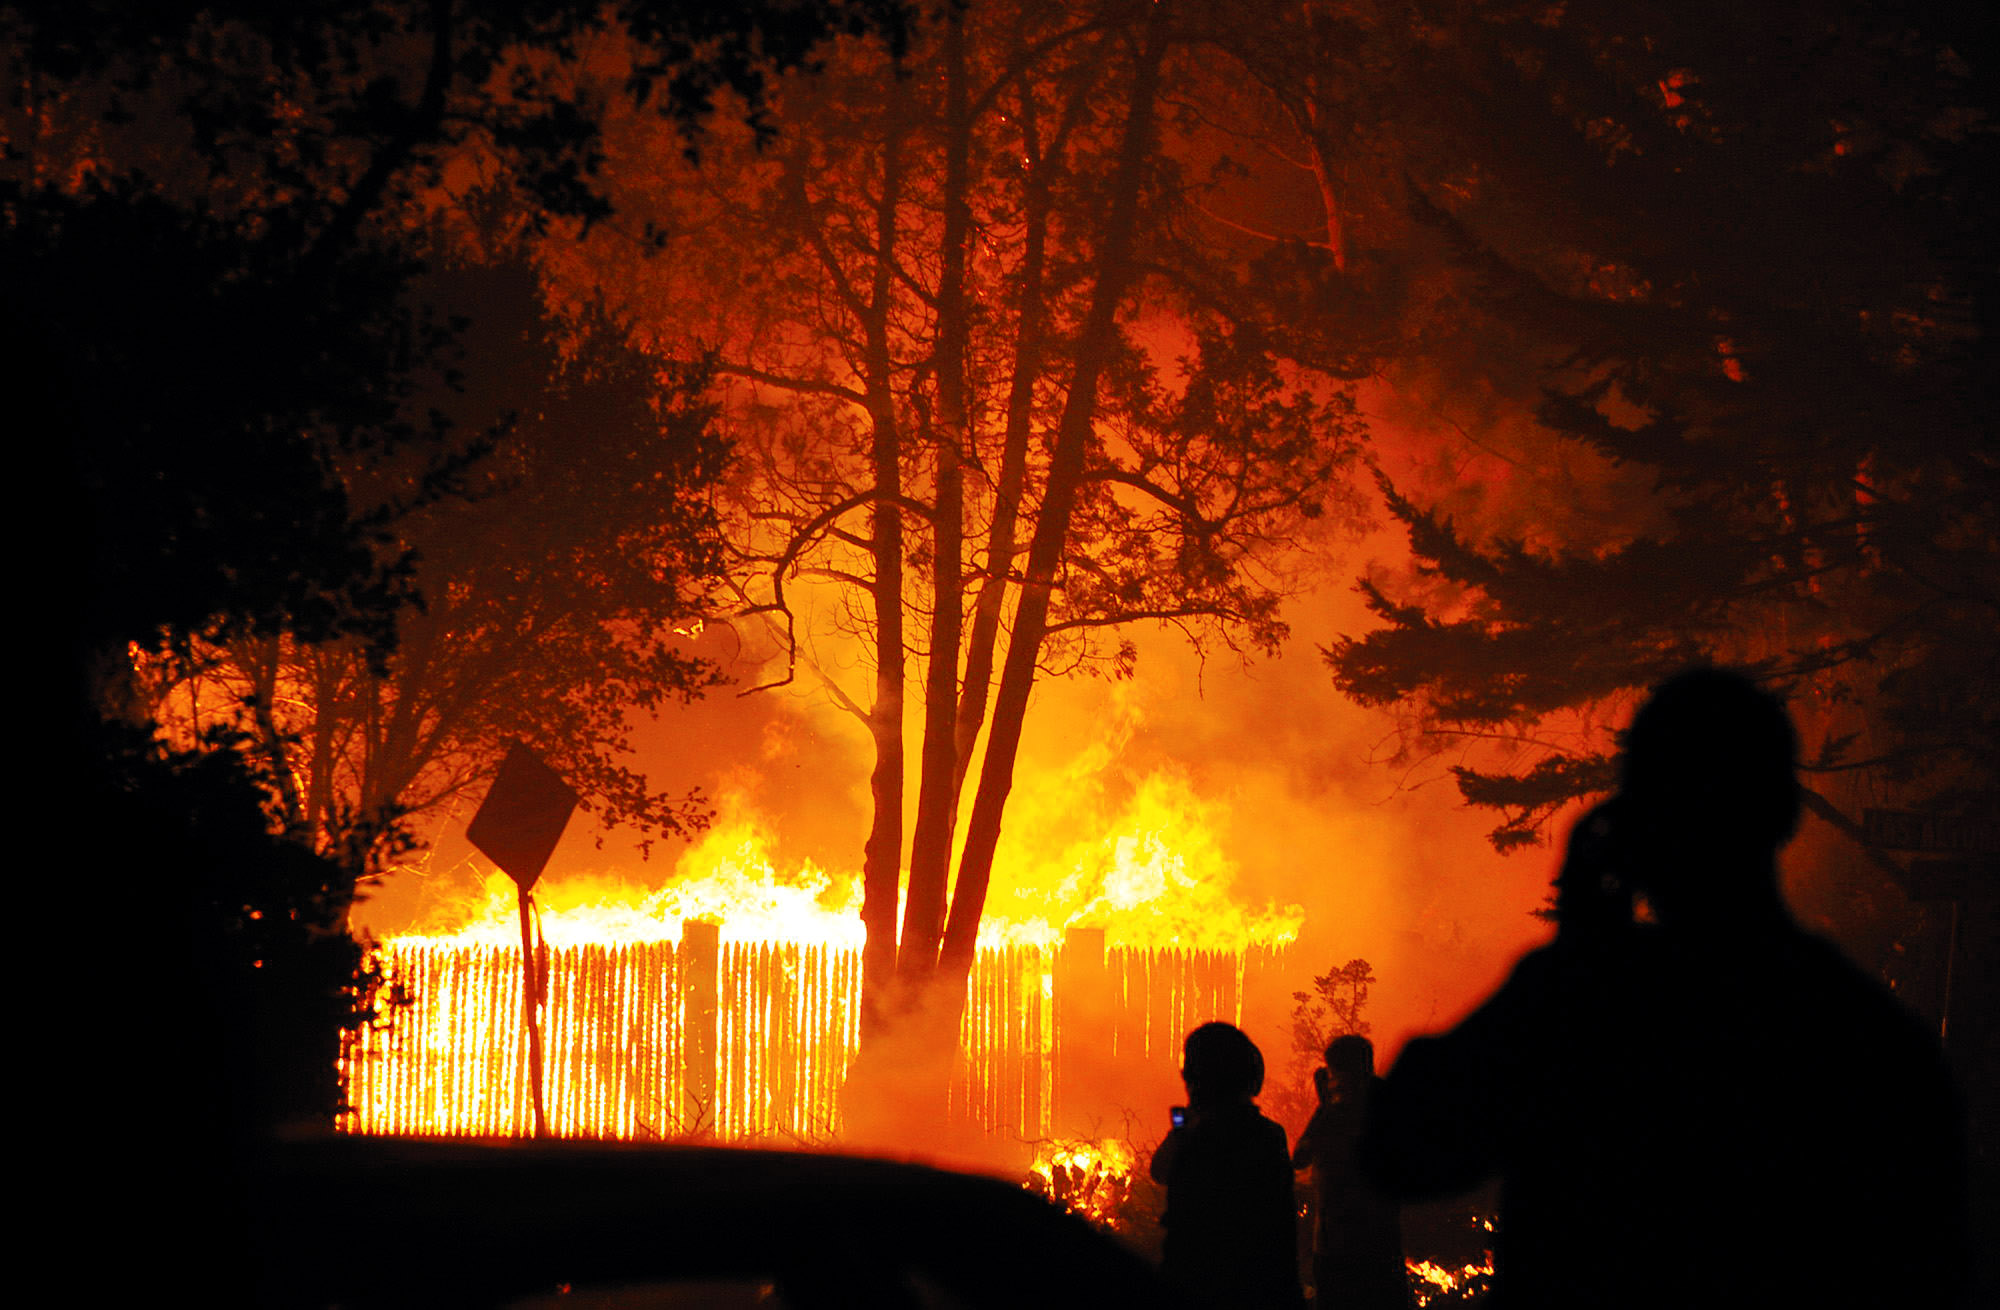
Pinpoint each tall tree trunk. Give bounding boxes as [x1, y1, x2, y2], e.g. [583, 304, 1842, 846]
[364, 606, 438, 826]
[1304, 100, 1348, 272]
[939, 2, 1172, 985]
[899, 3, 973, 991]
[244, 635, 307, 833]
[858, 117, 909, 1041]
[305, 644, 338, 850]
[952, 47, 1054, 798]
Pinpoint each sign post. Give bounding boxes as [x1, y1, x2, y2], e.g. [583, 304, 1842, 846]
[466, 743, 580, 1139]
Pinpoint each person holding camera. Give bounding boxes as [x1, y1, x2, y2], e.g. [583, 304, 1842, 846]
[1357, 667, 1968, 1309]
[1150, 1021, 1303, 1309]
[1292, 1036, 1409, 1309]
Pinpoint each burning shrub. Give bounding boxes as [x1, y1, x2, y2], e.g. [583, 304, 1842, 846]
[1023, 1136, 1172, 1260]
[1400, 1209, 1497, 1307]
[1026, 1139, 1138, 1230]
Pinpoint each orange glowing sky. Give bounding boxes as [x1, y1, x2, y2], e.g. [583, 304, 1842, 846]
[354, 459, 1566, 1068]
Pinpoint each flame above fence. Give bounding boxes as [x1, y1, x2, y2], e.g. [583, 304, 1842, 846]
[387, 769, 1305, 953]
[350, 765, 1305, 1141]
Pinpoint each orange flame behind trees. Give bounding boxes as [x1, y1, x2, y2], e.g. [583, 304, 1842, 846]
[393, 770, 1303, 954]
[519, 0, 1371, 1130]
[350, 770, 1303, 1144]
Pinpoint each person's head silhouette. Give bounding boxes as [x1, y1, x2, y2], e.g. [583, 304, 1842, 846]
[1181, 1021, 1264, 1108]
[1618, 666, 1800, 926]
[1324, 1034, 1374, 1082]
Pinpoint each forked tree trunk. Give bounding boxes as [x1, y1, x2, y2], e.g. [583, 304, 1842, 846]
[847, 2, 1172, 1143]
[954, 23, 1057, 800]
[900, 0, 974, 996]
[938, 0, 1172, 1011]
[858, 117, 910, 1044]
[845, 12, 975, 1144]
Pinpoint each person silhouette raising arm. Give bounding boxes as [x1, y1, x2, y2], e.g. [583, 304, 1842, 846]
[1360, 667, 1968, 1309]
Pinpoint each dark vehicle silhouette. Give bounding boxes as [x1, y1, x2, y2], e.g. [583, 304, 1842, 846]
[250, 1135, 1168, 1309]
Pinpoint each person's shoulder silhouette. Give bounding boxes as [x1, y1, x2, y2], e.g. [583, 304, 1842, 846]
[1361, 667, 1968, 1309]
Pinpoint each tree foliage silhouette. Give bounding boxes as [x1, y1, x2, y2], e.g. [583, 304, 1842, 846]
[1314, 0, 1998, 854]
[148, 262, 728, 875]
[12, 11, 909, 1261]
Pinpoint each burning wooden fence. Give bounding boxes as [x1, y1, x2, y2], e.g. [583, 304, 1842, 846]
[340, 925, 1290, 1141]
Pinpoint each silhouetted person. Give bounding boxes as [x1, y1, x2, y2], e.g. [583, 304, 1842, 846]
[1293, 1036, 1410, 1309]
[1151, 1022, 1304, 1309]
[1360, 667, 1969, 1308]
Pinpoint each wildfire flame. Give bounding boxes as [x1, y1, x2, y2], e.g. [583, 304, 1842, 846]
[346, 752, 1303, 1143]
[982, 767, 1306, 950]
[397, 809, 865, 948]
[390, 768, 1302, 953]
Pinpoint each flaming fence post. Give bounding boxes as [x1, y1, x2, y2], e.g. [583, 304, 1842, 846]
[1025, 947, 1045, 1139]
[681, 919, 720, 1137]
[771, 945, 798, 1136]
[1057, 927, 1111, 1134]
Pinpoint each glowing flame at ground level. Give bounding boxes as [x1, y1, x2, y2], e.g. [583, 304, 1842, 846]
[1406, 1254, 1497, 1306]
[1026, 1138, 1138, 1230]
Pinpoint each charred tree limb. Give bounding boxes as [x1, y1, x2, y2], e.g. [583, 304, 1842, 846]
[731, 484, 936, 699]
[712, 362, 870, 407]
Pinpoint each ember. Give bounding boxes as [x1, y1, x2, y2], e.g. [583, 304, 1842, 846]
[1406, 1254, 1496, 1306]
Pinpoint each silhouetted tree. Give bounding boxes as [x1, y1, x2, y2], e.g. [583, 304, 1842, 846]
[1311, 1, 1998, 853]
[1270, 957, 1374, 1130]
[11, 0, 906, 698]
[535, 0, 1374, 1125]
[147, 263, 728, 878]
[10, 0, 911, 956]
[1305, 7, 1998, 1249]
[9, 6, 905, 1293]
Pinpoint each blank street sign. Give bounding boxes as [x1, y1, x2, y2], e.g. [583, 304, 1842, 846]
[466, 743, 579, 892]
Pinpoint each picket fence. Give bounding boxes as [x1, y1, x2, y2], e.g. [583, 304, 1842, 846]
[340, 926, 1289, 1142]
